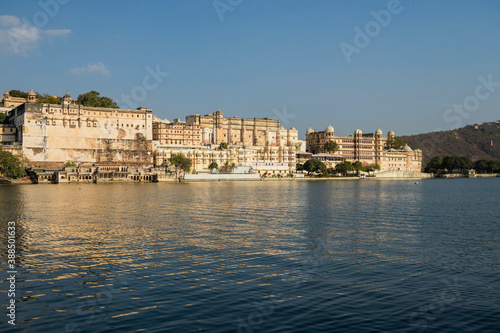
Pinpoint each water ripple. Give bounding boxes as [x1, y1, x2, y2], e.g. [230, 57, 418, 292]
[0, 179, 499, 332]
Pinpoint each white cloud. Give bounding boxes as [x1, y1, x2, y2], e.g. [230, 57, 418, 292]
[69, 62, 111, 76]
[44, 29, 72, 37]
[0, 15, 21, 28]
[0, 15, 71, 56]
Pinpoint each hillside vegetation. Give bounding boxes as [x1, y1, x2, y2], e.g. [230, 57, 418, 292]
[402, 121, 500, 164]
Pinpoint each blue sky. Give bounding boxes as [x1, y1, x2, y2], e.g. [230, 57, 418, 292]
[1, 0, 499, 137]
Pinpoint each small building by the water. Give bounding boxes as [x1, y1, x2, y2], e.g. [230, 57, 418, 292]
[32, 165, 174, 184]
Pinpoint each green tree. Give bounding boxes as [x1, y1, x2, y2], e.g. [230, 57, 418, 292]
[76, 91, 119, 108]
[100, 96, 119, 108]
[9, 90, 28, 98]
[65, 161, 77, 167]
[386, 136, 406, 149]
[442, 155, 460, 172]
[474, 160, 489, 173]
[486, 161, 500, 173]
[491, 161, 500, 172]
[169, 153, 192, 180]
[474, 159, 499, 173]
[457, 156, 473, 173]
[323, 140, 339, 154]
[365, 164, 381, 172]
[37, 93, 61, 104]
[424, 156, 443, 173]
[303, 159, 327, 175]
[296, 163, 304, 171]
[352, 161, 366, 172]
[335, 160, 355, 176]
[218, 142, 228, 150]
[0, 113, 6, 124]
[208, 161, 218, 170]
[0, 148, 27, 179]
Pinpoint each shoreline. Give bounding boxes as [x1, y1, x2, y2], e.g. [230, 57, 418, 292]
[2, 174, 499, 185]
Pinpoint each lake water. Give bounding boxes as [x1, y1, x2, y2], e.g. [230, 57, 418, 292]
[1, 179, 499, 332]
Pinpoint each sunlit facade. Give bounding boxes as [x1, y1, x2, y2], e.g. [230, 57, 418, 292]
[306, 125, 422, 172]
[155, 145, 297, 175]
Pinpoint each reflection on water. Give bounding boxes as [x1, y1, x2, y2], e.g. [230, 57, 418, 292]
[1, 179, 499, 332]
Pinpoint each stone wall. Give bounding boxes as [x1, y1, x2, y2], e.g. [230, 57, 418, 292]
[184, 173, 260, 181]
[374, 171, 433, 178]
[8, 102, 153, 166]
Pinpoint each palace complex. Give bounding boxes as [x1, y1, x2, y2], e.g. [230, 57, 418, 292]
[152, 110, 301, 174]
[305, 125, 422, 172]
[153, 110, 300, 148]
[0, 88, 423, 176]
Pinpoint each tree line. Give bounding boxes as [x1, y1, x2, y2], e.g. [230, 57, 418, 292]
[424, 155, 500, 174]
[297, 159, 380, 176]
[7, 90, 119, 108]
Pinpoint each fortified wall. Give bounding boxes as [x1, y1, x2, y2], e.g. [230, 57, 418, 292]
[7, 93, 153, 167]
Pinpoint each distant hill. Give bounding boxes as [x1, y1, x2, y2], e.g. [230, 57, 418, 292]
[401, 121, 500, 164]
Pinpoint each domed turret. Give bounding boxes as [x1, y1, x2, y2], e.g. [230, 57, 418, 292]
[388, 129, 395, 137]
[289, 126, 296, 131]
[325, 124, 334, 133]
[376, 128, 383, 135]
[355, 129, 362, 135]
[402, 144, 413, 152]
[306, 126, 314, 135]
[27, 88, 36, 102]
[61, 90, 73, 105]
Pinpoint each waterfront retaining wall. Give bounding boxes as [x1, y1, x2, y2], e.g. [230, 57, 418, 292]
[374, 171, 433, 179]
[184, 174, 260, 181]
